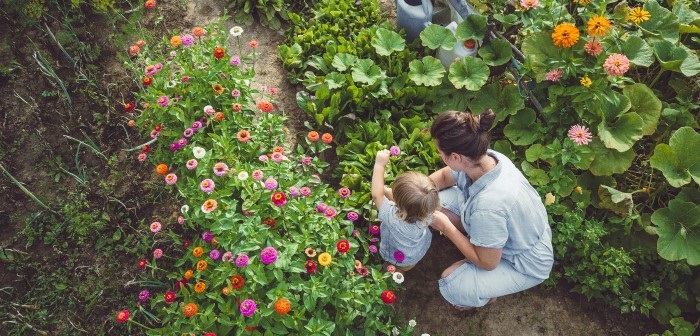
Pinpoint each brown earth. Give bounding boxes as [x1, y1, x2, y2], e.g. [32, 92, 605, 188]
[0, 0, 663, 335]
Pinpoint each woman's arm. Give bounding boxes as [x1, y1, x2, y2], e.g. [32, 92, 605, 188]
[429, 167, 456, 190]
[432, 211, 502, 271]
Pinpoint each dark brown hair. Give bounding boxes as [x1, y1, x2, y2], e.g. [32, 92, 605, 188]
[430, 109, 496, 160]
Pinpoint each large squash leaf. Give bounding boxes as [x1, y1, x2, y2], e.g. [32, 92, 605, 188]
[650, 126, 700, 187]
[651, 198, 700, 266]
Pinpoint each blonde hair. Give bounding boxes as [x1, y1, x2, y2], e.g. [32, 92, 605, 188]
[392, 171, 440, 224]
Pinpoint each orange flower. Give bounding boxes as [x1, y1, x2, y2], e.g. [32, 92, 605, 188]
[183, 303, 198, 317]
[135, 40, 146, 47]
[213, 46, 225, 59]
[212, 83, 224, 95]
[127, 120, 136, 127]
[587, 15, 611, 37]
[193, 27, 205, 37]
[213, 112, 224, 121]
[231, 103, 242, 112]
[184, 269, 193, 279]
[222, 287, 230, 296]
[237, 130, 251, 142]
[274, 298, 291, 315]
[307, 131, 319, 142]
[249, 40, 259, 48]
[257, 100, 273, 113]
[128, 45, 140, 56]
[192, 246, 203, 258]
[144, 0, 156, 10]
[273, 146, 284, 154]
[196, 260, 208, 271]
[155, 163, 168, 175]
[170, 35, 182, 47]
[551, 22, 579, 48]
[194, 281, 206, 293]
[230, 275, 244, 290]
[321, 133, 333, 144]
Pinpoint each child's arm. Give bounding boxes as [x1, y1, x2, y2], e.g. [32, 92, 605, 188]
[371, 149, 391, 210]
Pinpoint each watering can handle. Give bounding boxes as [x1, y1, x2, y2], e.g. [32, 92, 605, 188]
[446, 0, 473, 21]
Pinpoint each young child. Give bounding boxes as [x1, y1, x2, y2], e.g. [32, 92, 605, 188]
[371, 149, 438, 271]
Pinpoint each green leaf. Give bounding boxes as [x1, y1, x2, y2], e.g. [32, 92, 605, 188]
[598, 185, 634, 217]
[597, 90, 631, 120]
[597, 112, 644, 152]
[447, 57, 489, 91]
[520, 31, 564, 82]
[351, 59, 385, 85]
[419, 24, 456, 50]
[621, 36, 655, 67]
[653, 40, 700, 76]
[588, 138, 636, 176]
[503, 108, 540, 145]
[639, 0, 680, 43]
[521, 161, 549, 186]
[624, 83, 661, 136]
[478, 39, 513, 66]
[467, 83, 525, 125]
[324, 72, 346, 90]
[455, 13, 487, 41]
[492, 14, 519, 27]
[371, 27, 405, 56]
[650, 126, 700, 187]
[331, 53, 358, 72]
[408, 56, 446, 87]
[651, 198, 700, 265]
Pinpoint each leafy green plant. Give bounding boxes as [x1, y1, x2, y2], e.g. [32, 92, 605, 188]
[227, 0, 289, 30]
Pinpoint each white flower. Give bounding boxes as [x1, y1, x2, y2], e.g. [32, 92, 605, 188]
[229, 26, 243, 36]
[392, 327, 400, 336]
[421, 334, 430, 336]
[237, 171, 249, 180]
[193, 146, 206, 159]
[203, 105, 215, 115]
[392, 272, 405, 284]
[408, 320, 416, 327]
[180, 205, 189, 213]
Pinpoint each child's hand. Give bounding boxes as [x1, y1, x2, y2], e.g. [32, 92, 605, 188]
[375, 149, 391, 167]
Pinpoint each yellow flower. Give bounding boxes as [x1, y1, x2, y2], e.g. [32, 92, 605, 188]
[194, 281, 206, 293]
[196, 260, 208, 271]
[573, 0, 591, 5]
[574, 186, 583, 194]
[544, 192, 556, 206]
[170, 35, 182, 47]
[318, 252, 332, 266]
[580, 75, 592, 87]
[212, 83, 224, 95]
[551, 23, 580, 48]
[587, 15, 611, 37]
[627, 7, 650, 24]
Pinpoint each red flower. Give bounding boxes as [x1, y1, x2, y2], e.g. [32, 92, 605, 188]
[204, 333, 216, 336]
[336, 239, 350, 253]
[116, 309, 130, 323]
[213, 46, 226, 59]
[175, 278, 189, 291]
[138, 258, 147, 269]
[144, 0, 156, 10]
[183, 239, 190, 249]
[262, 217, 276, 228]
[141, 145, 151, 153]
[123, 102, 135, 113]
[230, 275, 245, 290]
[163, 291, 176, 303]
[305, 260, 317, 274]
[381, 290, 395, 304]
[257, 100, 273, 113]
[142, 77, 153, 86]
[271, 192, 287, 207]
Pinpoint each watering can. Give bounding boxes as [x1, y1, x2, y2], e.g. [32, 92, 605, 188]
[396, 0, 433, 41]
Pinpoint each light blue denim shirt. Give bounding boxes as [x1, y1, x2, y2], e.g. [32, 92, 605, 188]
[378, 196, 433, 267]
[450, 150, 553, 280]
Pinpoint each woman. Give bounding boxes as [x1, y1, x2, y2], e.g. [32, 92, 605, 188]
[428, 109, 554, 310]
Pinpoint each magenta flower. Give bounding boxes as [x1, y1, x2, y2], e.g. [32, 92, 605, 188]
[324, 207, 337, 219]
[239, 299, 257, 317]
[260, 247, 278, 264]
[269, 87, 278, 95]
[316, 202, 328, 213]
[213, 162, 228, 176]
[369, 237, 380, 243]
[182, 75, 190, 82]
[394, 250, 406, 263]
[338, 187, 351, 198]
[567, 124, 593, 145]
[264, 177, 278, 190]
[347, 211, 359, 221]
[369, 245, 378, 253]
[289, 186, 300, 197]
[157, 96, 169, 107]
[169, 142, 180, 151]
[177, 138, 187, 147]
[301, 157, 312, 165]
[300, 186, 311, 196]
[235, 254, 249, 267]
[200, 179, 215, 193]
[186, 159, 198, 170]
[389, 146, 401, 156]
[184, 128, 194, 137]
[352, 229, 360, 237]
[138, 289, 150, 302]
[145, 65, 157, 76]
[603, 53, 630, 76]
[230, 56, 241, 66]
[181, 34, 194, 46]
[545, 68, 563, 82]
[369, 224, 380, 235]
[209, 249, 221, 260]
[191, 121, 203, 131]
[202, 231, 213, 242]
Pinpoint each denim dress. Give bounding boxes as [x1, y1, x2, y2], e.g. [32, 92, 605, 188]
[377, 196, 433, 267]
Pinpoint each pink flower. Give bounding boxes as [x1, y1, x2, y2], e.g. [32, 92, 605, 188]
[240, 299, 257, 317]
[150, 221, 162, 233]
[389, 146, 401, 156]
[300, 186, 311, 197]
[264, 177, 278, 190]
[153, 248, 163, 259]
[289, 186, 300, 197]
[603, 53, 630, 76]
[269, 87, 278, 94]
[235, 254, 249, 267]
[137, 153, 147, 162]
[186, 159, 198, 170]
[520, 0, 539, 10]
[200, 179, 215, 193]
[324, 207, 337, 219]
[567, 124, 593, 145]
[386, 265, 396, 273]
[260, 247, 278, 264]
[213, 162, 228, 176]
[165, 173, 177, 185]
[157, 96, 169, 107]
[271, 152, 284, 162]
[584, 39, 603, 56]
[545, 68, 563, 82]
[230, 56, 241, 66]
[252, 170, 264, 181]
[369, 245, 378, 253]
[338, 187, 351, 198]
[346, 211, 359, 221]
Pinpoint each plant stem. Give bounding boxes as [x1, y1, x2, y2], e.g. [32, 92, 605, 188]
[648, 68, 666, 89]
[0, 163, 59, 215]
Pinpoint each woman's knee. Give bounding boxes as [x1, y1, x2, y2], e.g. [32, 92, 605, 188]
[441, 260, 466, 278]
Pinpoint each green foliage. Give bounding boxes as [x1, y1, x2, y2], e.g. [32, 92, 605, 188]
[227, 0, 289, 29]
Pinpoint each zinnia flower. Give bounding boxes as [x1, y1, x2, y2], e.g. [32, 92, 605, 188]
[603, 53, 630, 76]
[230, 56, 241, 66]
[258, 154, 269, 162]
[193, 26, 205, 37]
[194, 281, 206, 293]
[324, 207, 337, 219]
[627, 7, 650, 24]
[369, 225, 380, 235]
[181, 34, 194, 47]
[264, 177, 278, 190]
[229, 26, 243, 36]
[587, 15, 611, 37]
[369, 245, 378, 253]
[357, 266, 369, 276]
[237, 130, 251, 142]
[184, 269, 193, 279]
[260, 247, 278, 264]
[163, 291, 175, 303]
[545, 68, 563, 82]
[336, 240, 350, 253]
[230, 275, 244, 290]
[567, 124, 593, 145]
[271, 152, 284, 162]
[583, 39, 603, 56]
[392, 272, 405, 284]
[201, 199, 218, 213]
[192, 246, 203, 257]
[271, 191, 287, 207]
[170, 35, 182, 47]
[249, 40, 259, 48]
[580, 75, 592, 87]
[138, 258, 147, 269]
[389, 146, 401, 156]
[209, 249, 220, 260]
[240, 299, 257, 317]
[300, 186, 311, 196]
[551, 22, 579, 48]
[150, 221, 161, 233]
[307, 131, 319, 142]
[274, 298, 291, 315]
[519, 0, 539, 10]
[289, 186, 300, 197]
[213, 46, 225, 59]
[305, 260, 317, 274]
[231, 89, 241, 98]
[153, 248, 163, 259]
[347, 211, 359, 221]
[193, 147, 206, 159]
[202, 231, 213, 242]
[394, 250, 406, 263]
[257, 100, 273, 113]
[381, 290, 395, 304]
[318, 252, 332, 266]
[338, 187, 351, 198]
[305, 247, 317, 258]
[238, 171, 249, 180]
[252, 170, 264, 180]
[186, 159, 198, 170]
[200, 179, 215, 193]
[165, 173, 177, 185]
[221, 252, 233, 263]
[144, 0, 156, 10]
[301, 157, 312, 165]
[213, 162, 228, 176]
[116, 310, 130, 323]
[387, 265, 396, 273]
[183, 303, 198, 317]
[236, 254, 249, 267]
[157, 96, 169, 107]
[232, 103, 242, 112]
[212, 83, 224, 95]
[321, 133, 333, 144]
